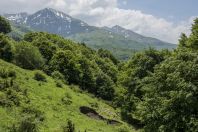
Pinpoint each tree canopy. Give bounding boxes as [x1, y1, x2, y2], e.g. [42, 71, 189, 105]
[0, 16, 11, 34]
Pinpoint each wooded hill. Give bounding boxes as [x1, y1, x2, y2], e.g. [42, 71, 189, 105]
[0, 15, 198, 132]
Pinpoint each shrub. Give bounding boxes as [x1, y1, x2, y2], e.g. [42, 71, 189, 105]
[56, 80, 63, 88]
[95, 72, 115, 100]
[61, 93, 72, 106]
[117, 125, 131, 132]
[34, 71, 46, 82]
[10, 107, 45, 132]
[51, 71, 67, 84]
[0, 68, 8, 78]
[22, 106, 45, 122]
[17, 117, 38, 132]
[8, 70, 16, 78]
[14, 42, 44, 70]
[0, 34, 14, 61]
[6, 89, 21, 106]
[0, 68, 16, 79]
[51, 71, 64, 80]
[0, 91, 8, 106]
[63, 120, 75, 132]
[49, 50, 82, 84]
[0, 16, 11, 34]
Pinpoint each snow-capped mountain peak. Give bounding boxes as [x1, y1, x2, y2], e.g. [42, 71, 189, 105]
[4, 12, 28, 22]
[4, 8, 92, 36]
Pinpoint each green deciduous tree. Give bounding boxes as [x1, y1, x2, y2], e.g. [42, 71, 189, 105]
[96, 72, 115, 100]
[0, 16, 11, 34]
[78, 57, 96, 91]
[49, 50, 82, 84]
[0, 34, 14, 61]
[137, 50, 198, 131]
[98, 48, 119, 65]
[14, 41, 44, 69]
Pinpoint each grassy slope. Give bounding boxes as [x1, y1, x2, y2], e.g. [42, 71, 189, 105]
[0, 59, 135, 132]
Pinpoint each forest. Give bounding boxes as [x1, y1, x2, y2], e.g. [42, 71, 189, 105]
[0, 15, 198, 131]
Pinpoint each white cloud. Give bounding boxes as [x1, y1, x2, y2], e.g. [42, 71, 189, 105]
[0, 0, 195, 43]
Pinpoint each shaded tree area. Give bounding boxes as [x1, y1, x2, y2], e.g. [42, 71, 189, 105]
[118, 18, 198, 131]
[0, 16, 11, 34]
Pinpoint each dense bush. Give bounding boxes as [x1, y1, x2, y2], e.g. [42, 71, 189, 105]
[34, 71, 47, 82]
[61, 93, 72, 106]
[55, 80, 63, 88]
[98, 48, 119, 65]
[16, 117, 38, 132]
[14, 42, 44, 69]
[0, 68, 16, 79]
[0, 34, 14, 62]
[117, 125, 131, 132]
[49, 50, 82, 84]
[95, 72, 115, 100]
[0, 16, 11, 34]
[63, 120, 75, 132]
[32, 38, 57, 62]
[51, 71, 67, 83]
[78, 57, 95, 91]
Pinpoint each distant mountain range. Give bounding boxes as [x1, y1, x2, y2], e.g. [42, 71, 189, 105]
[4, 8, 177, 59]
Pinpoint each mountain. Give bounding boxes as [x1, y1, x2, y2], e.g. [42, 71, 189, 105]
[4, 8, 177, 59]
[5, 8, 96, 36]
[4, 12, 28, 22]
[107, 25, 175, 49]
[69, 26, 176, 59]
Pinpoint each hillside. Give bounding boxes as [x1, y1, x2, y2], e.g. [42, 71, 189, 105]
[8, 23, 34, 40]
[4, 8, 176, 59]
[0, 59, 134, 132]
[106, 25, 175, 49]
[0, 16, 198, 132]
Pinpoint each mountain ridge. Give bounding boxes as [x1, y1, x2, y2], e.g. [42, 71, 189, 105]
[3, 8, 177, 59]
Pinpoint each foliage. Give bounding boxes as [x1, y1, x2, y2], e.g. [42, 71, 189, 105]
[78, 57, 95, 91]
[0, 33, 14, 61]
[49, 50, 82, 84]
[51, 71, 65, 81]
[14, 41, 44, 69]
[95, 72, 115, 100]
[22, 32, 118, 100]
[117, 125, 131, 132]
[34, 71, 47, 82]
[18, 118, 38, 132]
[63, 120, 75, 132]
[0, 16, 11, 34]
[62, 93, 72, 105]
[118, 18, 198, 131]
[136, 50, 198, 131]
[98, 48, 119, 65]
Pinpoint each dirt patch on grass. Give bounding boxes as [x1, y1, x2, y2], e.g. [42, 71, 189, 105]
[80, 106, 121, 125]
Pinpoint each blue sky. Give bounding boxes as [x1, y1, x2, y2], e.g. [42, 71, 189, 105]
[118, 0, 197, 23]
[0, 0, 197, 43]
